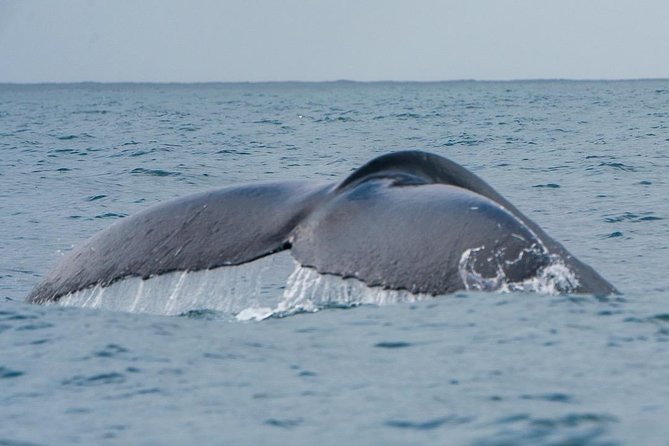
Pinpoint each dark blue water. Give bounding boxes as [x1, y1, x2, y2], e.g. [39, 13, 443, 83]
[1, 81, 668, 445]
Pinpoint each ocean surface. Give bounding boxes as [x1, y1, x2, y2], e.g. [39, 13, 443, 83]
[1, 81, 668, 445]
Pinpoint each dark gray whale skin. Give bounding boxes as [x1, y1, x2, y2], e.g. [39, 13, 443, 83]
[26, 151, 617, 304]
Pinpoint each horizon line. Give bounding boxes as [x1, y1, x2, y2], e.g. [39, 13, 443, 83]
[1, 77, 669, 86]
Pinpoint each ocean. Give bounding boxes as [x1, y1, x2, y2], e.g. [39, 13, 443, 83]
[1, 81, 668, 445]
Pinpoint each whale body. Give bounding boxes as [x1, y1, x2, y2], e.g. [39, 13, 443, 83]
[26, 150, 617, 304]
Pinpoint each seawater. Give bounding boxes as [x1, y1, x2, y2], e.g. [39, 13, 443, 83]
[1, 81, 668, 445]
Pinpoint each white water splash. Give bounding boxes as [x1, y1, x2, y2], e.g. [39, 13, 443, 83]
[238, 265, 431, 321]
[458, 246, 579, 294]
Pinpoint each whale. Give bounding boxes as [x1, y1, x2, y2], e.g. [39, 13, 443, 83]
[26, 150, 617, 304]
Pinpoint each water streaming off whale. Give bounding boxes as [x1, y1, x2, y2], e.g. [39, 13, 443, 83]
[55, 247, 583, 320]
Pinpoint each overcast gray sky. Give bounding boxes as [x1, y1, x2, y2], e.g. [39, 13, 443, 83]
[1, 0, 668, 83]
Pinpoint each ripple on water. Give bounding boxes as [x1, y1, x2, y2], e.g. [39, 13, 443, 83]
[14, 322, 53, 331]
[374, 341, 412, 349]
[62, 372, 126, 386]
[0, 311, 36, 321]
[94, 344, 129, 358]
[264, 418, 304, 429]
[86, 194, 107, 201]
[604, 212, 663, 223]
[94, 212, 127, 219]
[598, 162, 637, 172]
[519, 393, 574, 403]
[385, 415, 473, 430]
[129, 167, 181, 177]
[476, 413, 618, 446]
[0, 367, 25, 379]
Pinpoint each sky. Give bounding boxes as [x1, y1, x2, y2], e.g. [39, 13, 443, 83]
[1, 0, 668, 83]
